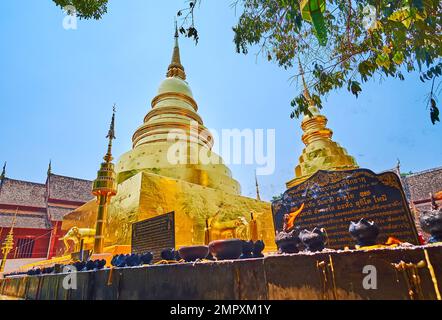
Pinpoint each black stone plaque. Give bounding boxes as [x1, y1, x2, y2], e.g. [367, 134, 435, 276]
[132, 212, 175, 261]
[272, 169, 419, 249]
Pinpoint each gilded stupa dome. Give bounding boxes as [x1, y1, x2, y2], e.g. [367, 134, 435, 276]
[158, 77, 193, 98]
[116, 28, 241, 195]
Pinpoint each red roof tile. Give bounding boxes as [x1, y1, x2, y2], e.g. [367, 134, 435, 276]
[48, 174, 93, 203]
[0, 179, 46, 208]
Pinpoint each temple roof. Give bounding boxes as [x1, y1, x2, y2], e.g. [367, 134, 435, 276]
[0, 179, 46, 208]
[0, 172, 93, 228]
[402, 166, 442, 202]
[0, 211, 50, 229]
[47, 174, 93, 203]
[47, 206, 74, 222]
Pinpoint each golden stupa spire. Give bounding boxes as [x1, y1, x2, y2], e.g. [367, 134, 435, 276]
[286, 61, 359, 189]
[167, 21, 186, 80]
[104, 104, 116, 163]
[255, 170, 261, 201]
[298, 59, 321, 116]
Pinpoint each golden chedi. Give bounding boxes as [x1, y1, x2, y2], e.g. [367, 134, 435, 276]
[118, 27, 240, 194]
[62, 28, 276, 253]
[286, 65, 358, 189]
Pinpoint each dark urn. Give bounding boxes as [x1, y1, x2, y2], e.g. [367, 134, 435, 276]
[161, 248, 178, 261]
[111, 254, 128, 268]
[420, 208, 442, 243]
[240, 241, 254, 259]
[252, 240, 265, 258]
[73, 261, 86, 272]
[299, 227, 326, 252]
[349, 218, 380, 247]
[275, 228, 301, 254]
[209, 239, 243, 260]
[178, 245, 209, 262]
[85, 260, 97, 271]
[95, 259, 107, 270]
[126, 254, 142, 267]
[140, 252, 154, 265]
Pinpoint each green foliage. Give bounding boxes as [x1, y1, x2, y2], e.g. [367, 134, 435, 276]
[52, 0, 108, 20]
[51, 0, 441, 124]
[430, 98, 440, 124]
[177, 1, 200, 44]
[231, 0, 442, 123]
[271, 193, 283, 202]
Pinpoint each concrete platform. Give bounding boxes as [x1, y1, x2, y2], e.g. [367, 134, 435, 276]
[1, 245, 441, 300]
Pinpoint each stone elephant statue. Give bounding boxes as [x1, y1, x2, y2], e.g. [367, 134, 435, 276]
[59, 227, 96, 253]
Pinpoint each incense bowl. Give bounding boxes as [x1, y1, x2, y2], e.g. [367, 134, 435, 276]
[240, 241, 254, 259]
[349, 218, 380, 247]
[209, 239, 243, 260]
[178, 245, 209, 262]
[275, 229, 301, 254]
[299, 227, 326, 252]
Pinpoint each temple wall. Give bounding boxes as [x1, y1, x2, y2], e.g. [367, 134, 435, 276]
[1, 245, 442, 300]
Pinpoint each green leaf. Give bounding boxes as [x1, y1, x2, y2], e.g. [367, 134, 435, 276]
[430, 98, 440, 125]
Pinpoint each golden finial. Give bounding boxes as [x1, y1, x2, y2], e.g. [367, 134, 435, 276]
[298, 58, 313, 104]
[167, 20, 186, 80]
[174, 18, 179, 39]
[104, 104, 116, 163]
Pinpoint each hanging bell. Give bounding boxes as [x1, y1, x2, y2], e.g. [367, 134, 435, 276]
[300, 0, 328, 46]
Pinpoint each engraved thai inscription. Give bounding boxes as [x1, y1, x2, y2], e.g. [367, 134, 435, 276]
[272, 169, 419, 249]
[132, 212, 175, 261]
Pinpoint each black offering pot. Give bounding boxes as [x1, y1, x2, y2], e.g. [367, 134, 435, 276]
[275, 227, 301, 254]
[349, 218, 380, 247]
[240, 241, 254, 259]
[253, 240, 265, 258]
[420, 208, 442, 243]
[209, 239, 243, 260]
[299, 227, 326, 252]
[178, 245, 209, 262]
[140, 252, 154, 265]
[161, 248, 177, 261]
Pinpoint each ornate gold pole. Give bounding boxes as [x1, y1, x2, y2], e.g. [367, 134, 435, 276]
[92, 106, 118, 254]
[0, 208, 17, 273]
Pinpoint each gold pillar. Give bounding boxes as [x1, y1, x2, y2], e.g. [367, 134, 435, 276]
[92, 107, 117, 254]
[94, 194, 110, 253]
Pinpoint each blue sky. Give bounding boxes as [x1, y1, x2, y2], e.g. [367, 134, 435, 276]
[0, 1, 441, 201]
